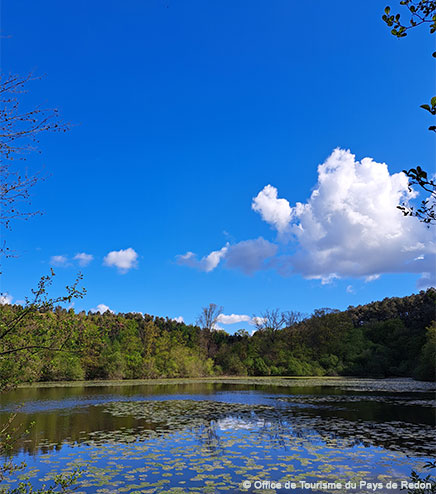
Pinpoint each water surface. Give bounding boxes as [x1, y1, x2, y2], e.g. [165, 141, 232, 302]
[0, 377, 434, 493]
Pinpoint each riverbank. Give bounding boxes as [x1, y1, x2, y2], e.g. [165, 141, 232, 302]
[16, 376, 436, 391]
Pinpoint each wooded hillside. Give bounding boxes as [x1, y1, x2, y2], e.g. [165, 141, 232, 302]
[0, 289, 434, 386]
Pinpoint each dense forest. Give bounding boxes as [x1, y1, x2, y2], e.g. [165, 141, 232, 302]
[0, 289, 434, 387]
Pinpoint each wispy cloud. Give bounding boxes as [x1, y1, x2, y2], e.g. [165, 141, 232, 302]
[74, 252, 94, 267]
[50, 255, 69, 267]
[176, 238, 277, 275]
[176, 244, 229, 272]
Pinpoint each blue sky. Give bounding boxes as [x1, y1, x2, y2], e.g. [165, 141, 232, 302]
[1, 0, 435, 331]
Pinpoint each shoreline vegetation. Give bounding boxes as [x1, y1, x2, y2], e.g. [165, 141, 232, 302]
[14, 375, 436, 389]
[1, 289, 435, 387]
[14, 376, 356, 388]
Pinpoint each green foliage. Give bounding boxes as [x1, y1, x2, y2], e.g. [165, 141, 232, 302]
[253, 357, 270, 376]
[0, 289, 434, 384]
[41, 354, 85, 382]
[383, 1, 436, 224]
[415, 322, 436, 381]
[382, 1, 436, 41]
[407, 460, 436, 494]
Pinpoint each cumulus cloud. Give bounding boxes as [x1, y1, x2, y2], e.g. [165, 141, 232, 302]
[176, 148, 435, 287]
[225, 238, 278, 275]
[252, 184, 292, 234]
[217, 314, 252, 325]
[103, 248, 138, 273]
[0, 293, 12, 305]
[74, 253, 94, 267]
[173, 316, 184, 323]
[91, 303, 113, 314]
[278, 148, 436, 286]
[50, 255, 69, 267]
[176, 244, 229, 272]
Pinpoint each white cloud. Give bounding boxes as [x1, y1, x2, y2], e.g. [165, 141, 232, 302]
[217, 314, 252, 325]
[176, 244, 229, 272]
[177, 238, 277, 275]
[212, 323, 226, 331]
[346, 285, 354, 294]
[252, 184, 292, 234]
[0, 293, 12, 305]
[74, 252, 94, 267]
[251, 316, 267, 326]
[173, 316, 184, 323]
[217, 313, 266, 326]
[225, 238, 278, 275]
[103, 248, 138, 273]
[50, 255, 69, 267]
[176, 148, 435, 287]
[276, 148, 435, 287]
[91, 303, 113, 314]
[365, 274, 381, 283]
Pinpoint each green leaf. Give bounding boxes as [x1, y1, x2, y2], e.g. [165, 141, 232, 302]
[431, 97, 436, 108]
[420, 104, 431, 111]
[384, 6, 391, 14]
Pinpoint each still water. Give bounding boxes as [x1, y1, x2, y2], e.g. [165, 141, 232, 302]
[0, 377, 434, 493]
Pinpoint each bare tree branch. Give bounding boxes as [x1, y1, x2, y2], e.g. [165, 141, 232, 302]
[196, 303, 223, 332]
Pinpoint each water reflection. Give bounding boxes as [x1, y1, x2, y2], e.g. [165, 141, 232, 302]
[0, 379, 434, 493]
[1, 396, 433, 459]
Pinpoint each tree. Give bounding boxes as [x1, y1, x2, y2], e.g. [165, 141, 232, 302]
[0, 72, 85, 389]
[382, 1, 436, 225]
[253, 308, 284, 332]
[0, 73, 81, 492]
[196, 303, 223, 332]
[282, 310, 305, 327]
[0, 73, 68, 255]
[397, 165, 436, 225]
[0, 270, 86, 391]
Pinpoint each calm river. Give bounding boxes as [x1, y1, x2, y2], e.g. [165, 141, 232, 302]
[0, 377, 434, 493]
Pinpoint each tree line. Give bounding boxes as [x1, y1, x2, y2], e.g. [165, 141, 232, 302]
[0, 288, 434, 386]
